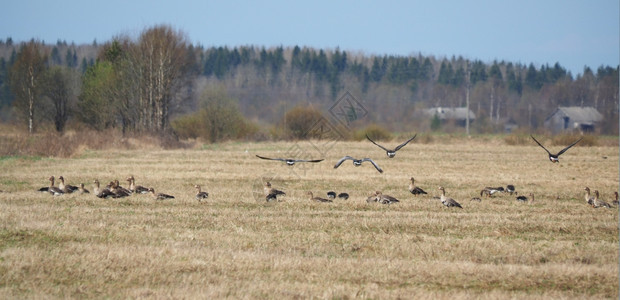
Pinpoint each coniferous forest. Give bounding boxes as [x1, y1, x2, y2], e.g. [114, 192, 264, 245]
[0, 25, 617, 142]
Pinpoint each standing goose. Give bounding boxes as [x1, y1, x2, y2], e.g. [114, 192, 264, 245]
[47, 176, 64, 196]
[58, 176, 78, 193]
[375, 191, 400, 204]
[531, 135, 583, 163]
[584, 187, 595, 205]
[409, 177, 427, 196]
[366, 134, 417, 158]
[148, 188, 175, 200]
[307, 191, 332, 203]
[592, 190, 611, 208]
[334, 156, 383, 173]
[256, 155, 324, 166]
[194, 185, 209, 201]
[264, 181, 285, 201]
[438, 187, 463, 208]
[126, 176, 149, 194]
[93, 179, 115, 198]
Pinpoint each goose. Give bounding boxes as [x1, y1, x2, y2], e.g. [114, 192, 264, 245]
[506, 185, 516, 195]
[78, 183, 90, 194]
[592, 190, 611, 208]
[148, 188, 175, 200]
[47, 176, 64, 196]
[307, 191, 332, 203]
[334, 156, 383, 173]
[256, 155, 324, 166]
[409, 177, 427, 196]
[516, 194, 528, 201]
[480, 187, 504, 197]
[58, 176, 78, 193]
[613, 192, 619, 205]
[327, 191, 337, 199]
[366, 192, 379, 203]
[584, 187, 595, 205]
[366, 134, 417, 158]
[38, 176, 52, 192]
[109, 180, 131, 198]
[531, 135, 582, 163]
[438, 187, 462, 208]
[194, 185, 209, 201]
[375, 191, 399, 204]
[264, 182, 285, 201]
[93, 179, 115, 198]
[337, 192, 349, 200]
[126, 176, 149, 194]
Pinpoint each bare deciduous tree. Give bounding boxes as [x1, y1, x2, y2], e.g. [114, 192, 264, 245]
[9, 40, 47, 133]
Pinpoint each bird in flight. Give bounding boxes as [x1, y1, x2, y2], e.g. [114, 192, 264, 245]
[256, 155, 324, 166]
[530, 135, 582, 163]
[333, 156, 383, 173]
[366, 134, 417, 158]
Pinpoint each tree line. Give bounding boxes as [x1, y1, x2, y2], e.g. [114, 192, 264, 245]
[0, 24, 618, 139]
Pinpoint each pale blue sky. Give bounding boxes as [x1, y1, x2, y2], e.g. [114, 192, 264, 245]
[1, 0, 618, 75]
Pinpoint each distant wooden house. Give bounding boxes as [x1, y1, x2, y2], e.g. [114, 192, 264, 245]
[544, 106, 603, 133]
[425, 107, 476, 127]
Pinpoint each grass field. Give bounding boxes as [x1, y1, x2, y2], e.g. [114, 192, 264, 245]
[0, 137, 618, 298]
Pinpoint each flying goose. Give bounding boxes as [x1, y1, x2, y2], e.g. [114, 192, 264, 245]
[127, 176, 149, 194]
[584, 187, 595, 205]
[409, 177, 427, 196]
[337, 192, 349, 200]
[307, 191, 332, 203]
[58, 176, 78, 193]
[256, 155, 324, 166]
[264, 182, 285, 201]
[375, 191, 400, 204]
[334, 156, 383, 173]
[194, 185, 209, 201]
[438, 187, 462, 208]
[78, 183, 90, 194]
[47, 176, 64, 196]
[327, 191, 337, 199]
[591, 190, 611, 208]
[148, 187, 175, 200]
[366, 134, 417, 158]
[531, 135, 582, 163]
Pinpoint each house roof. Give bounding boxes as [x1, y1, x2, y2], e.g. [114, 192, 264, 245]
[425, 107, 476, 120]
[547, 106, 603, 123]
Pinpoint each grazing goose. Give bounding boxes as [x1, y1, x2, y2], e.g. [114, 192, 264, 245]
[93, 179, 115, 198]
[438, 187, 462, 208]
[264, 182, 285, 201]
[516, 193, 532, 202]
[409, 177, 427, 196]
[375, 191, 400, 204]
[126, 176, 149, 194]
[584, 187, 595, 205]
[327, 191, 337, 199]
[531, 135, 583, 163]
[307, 191, 332, 203]
[366, 134, 417, 158]
[194, 185, 209, 201]
[47, 176, 64, 196]
[592, 190, 611, 208]
[480, 187, 504, 197]
[334, 156, 383, 173]
[58, 176, 78, 193]
[337, 192, 349, 200]
[78, 183, 90, 194]
[148, 188, 175, 200]
[506, 185, 516, 195]
[256, 155, 324, 166]
[613, 192, 619, 205]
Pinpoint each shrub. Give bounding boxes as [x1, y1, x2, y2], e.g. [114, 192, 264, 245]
[353, 124, 392, 141]
[280, 106, 325, 139]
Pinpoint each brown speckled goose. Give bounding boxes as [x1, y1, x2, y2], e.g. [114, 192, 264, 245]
[194, 185, 209, 201]
[438, 187, 462, 208]
[409, 177, 427, 196]
[58, 176, 78, 193]
[78, 183, 90, 194]
[47, 176, 64, 196]
[93, 179, 114, 198]
[592, 190, 611, 208]
[264, 182, 285, 201]
[127, 176, 149, 194]
[148, 188, 175, 200]
[584, 187, 595, 205]
[375, 191, 399, 204]
[307, 191, 332, 203]
[613, 192, 619, 205]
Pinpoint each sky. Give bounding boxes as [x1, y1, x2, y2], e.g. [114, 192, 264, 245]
[1, 0, 618, 76]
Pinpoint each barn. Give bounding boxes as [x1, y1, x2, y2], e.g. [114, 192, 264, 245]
[544, 106, 603, 133]
[424, 107, 476, 127]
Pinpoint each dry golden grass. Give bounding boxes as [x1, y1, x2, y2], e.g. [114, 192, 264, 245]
[0, 138, 617, 298]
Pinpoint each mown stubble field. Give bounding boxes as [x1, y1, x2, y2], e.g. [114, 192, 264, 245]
[0, 137, 618, 299]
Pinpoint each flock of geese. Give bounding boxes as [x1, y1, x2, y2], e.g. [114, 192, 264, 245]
[33, 134, 614, 209]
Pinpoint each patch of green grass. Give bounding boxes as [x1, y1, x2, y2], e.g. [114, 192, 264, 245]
[0, 228, 80, 251]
